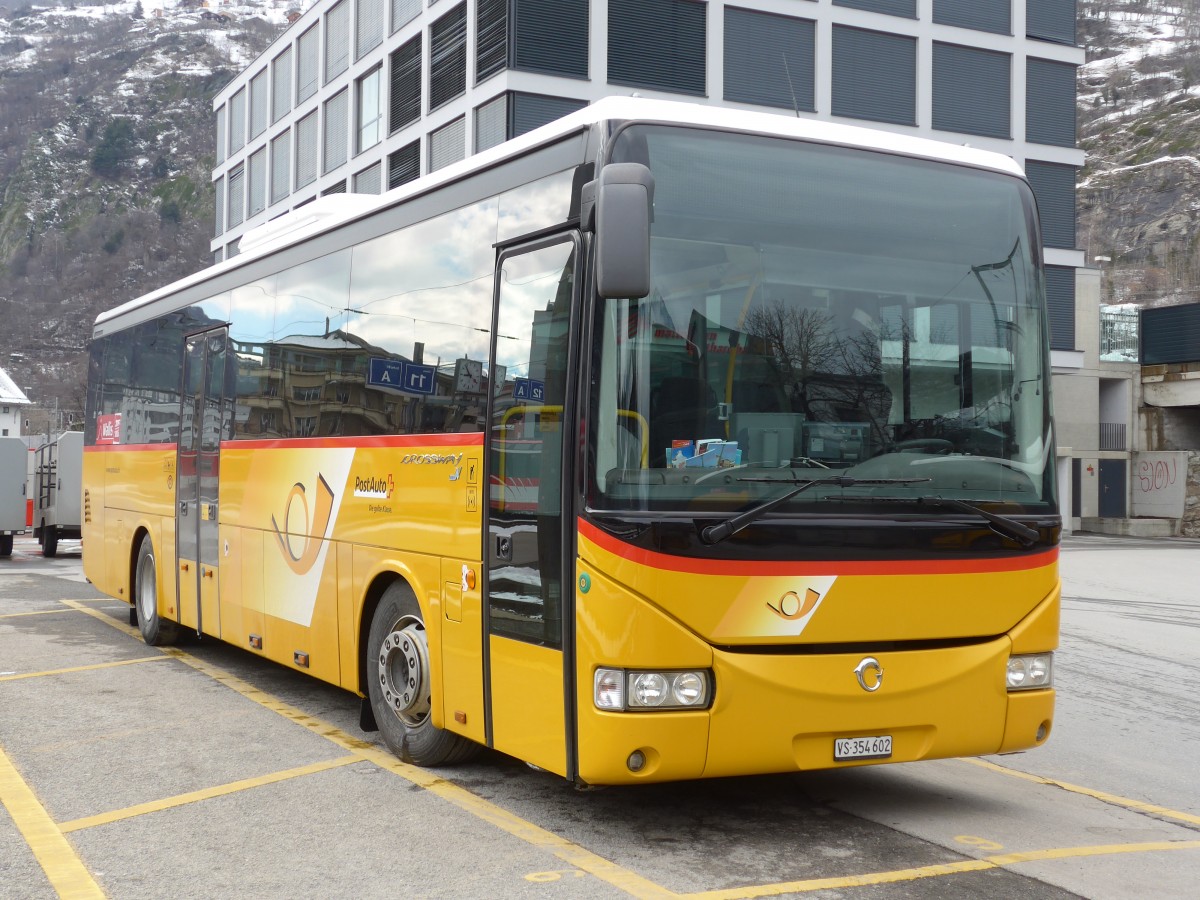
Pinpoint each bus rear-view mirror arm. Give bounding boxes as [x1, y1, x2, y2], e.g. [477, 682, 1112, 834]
[585, 163, 655, 300]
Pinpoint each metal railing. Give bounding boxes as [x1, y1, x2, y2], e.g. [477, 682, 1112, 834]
[1100, 306, 1138, 362]
[1099, 422, 1127, 451]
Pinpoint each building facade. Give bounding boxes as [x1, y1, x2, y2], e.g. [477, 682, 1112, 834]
[0, 369, 31, 438]
[212, 0, 1116, 527]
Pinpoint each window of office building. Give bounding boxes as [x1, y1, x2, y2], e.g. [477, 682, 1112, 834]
[388, 140, 420, 189]
[297, 25, 320, 103]
[296, 110, 319, 189]
[1027, 57, 1077, 147]
[1025, 160, 1076, 250]
[229, 88, 246, 154]
[932, 43, 1010, 139]
[249, 69, 268, 140]
[354, 163, 382, 194]
[357, 67, 383, 153]
[357, 0, 384, 59]
[831, 26, 916, 126]
[325, 0, 350, 84]
[933, 0, 1009, 35]
[511, 92, 586, 137]
[227, 165, 245, 228]
[390, 34, 422, 133]
[247, 147, 267, 217]
[215, 105, 226, 164]
[475, 94, 507, 152]
[324, 89, 349, 174]
[271, 131, 291, 204]
[1028, 0, 1076, 45]
[272, 47, 292, 123]
[477, 0, 507, 83]
[430, 3, 467, 111]
[392, 0, 420, 34]
[514, 0, 588, 78]
[608, 0, 705, 96]
[322, 180, 348, 195]
[214, 175, 224, 237]
[724, 7, 815, 112]
[429, 116, 465, 172]
[1045, 266, 1075, 351]
[833, 0, 915, 18]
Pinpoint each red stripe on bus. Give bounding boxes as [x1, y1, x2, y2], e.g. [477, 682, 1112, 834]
[84, 443, 177, 452]
[577, 518, 1057, 577]
[223, 433, 485, 451]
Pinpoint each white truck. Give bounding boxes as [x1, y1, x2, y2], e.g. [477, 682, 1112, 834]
[33, 431, 83, 558]
[1, 437, 29, 557]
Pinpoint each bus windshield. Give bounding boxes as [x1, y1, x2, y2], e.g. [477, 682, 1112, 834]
[590, 126, 1055, 516]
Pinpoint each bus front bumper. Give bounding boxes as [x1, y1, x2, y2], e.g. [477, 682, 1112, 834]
[576, 637, 1054, 785]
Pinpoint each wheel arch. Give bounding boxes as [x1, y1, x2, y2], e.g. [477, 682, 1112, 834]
[128, 524, 154, 608]
[356, 567, 427, 698]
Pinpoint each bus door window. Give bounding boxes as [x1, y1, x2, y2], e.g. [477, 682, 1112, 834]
[487, 238, 576, 647]
[177, 326, 230, 635]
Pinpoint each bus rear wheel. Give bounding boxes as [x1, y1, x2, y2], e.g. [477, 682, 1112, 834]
[135, 536, 178, 646]
[367, 581, 478, 767]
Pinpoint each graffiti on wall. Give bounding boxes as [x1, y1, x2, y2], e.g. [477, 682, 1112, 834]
[1131, 451, 1188, 518]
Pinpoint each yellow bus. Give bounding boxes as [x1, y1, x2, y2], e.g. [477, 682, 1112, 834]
[83, 98, 1059, 785]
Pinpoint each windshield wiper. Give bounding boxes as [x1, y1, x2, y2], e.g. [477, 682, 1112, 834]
[827, 494, 1041, 548]
[916, 496, 1040, 547]
[698, 476, 931, 545]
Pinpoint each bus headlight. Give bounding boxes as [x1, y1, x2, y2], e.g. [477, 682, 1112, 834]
[1006, 653, 1053, 691]
[594, 668, 712, 711]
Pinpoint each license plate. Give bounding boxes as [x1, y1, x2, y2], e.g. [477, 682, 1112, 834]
[834, 735, 892, 761]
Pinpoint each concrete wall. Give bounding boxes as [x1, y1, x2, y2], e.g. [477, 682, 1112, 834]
[1186, 452, 1200, 537]
[1139, 406, 1200, 452]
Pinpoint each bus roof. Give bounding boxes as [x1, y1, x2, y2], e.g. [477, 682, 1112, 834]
[97, 96, 1026, 329]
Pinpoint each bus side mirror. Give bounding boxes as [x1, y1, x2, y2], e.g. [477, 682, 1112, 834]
[590, 163, 654, 300]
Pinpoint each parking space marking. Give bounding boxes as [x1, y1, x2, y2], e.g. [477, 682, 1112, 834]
[0, 745, 105, 899]
[680, 841, 1200, 899]
[0, 656, 167, 683]
[0, 608, 81, 619]
[58, 755, 362, 834]
[59, 598, 676, 900]
[966, 757, 1200, 827]
[45, 598, 1200, 900]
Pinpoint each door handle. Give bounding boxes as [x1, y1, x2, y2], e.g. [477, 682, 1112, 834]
[495, 534, 513, 562]
[179, 501, 188, 516]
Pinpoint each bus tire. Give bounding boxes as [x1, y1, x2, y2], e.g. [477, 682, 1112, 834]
[135, 535, 178, 646]
[42, 525, 58, 558]
[367, 581, 478, 767]
[0, 534, 11, 557]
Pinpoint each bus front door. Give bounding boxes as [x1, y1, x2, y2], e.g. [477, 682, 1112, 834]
[485, 236, 578, 778]
[176, 327, 229, 636]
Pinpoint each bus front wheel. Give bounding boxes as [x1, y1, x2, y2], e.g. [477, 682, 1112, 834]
[366, 581, 477, 767]
[135, 536, 178, 646]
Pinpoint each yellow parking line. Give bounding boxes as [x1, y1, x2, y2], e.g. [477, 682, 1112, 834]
[966, 757, 1200, 827]
[0, 656, 167, 682]
[51, 596, 1200, 900]
[59, 755, 362, 833]
[60, 599, 140, 639]
[166, 648, 676, 900]
[0, 745, 105, 899]
[0, 609, 78, 619]
[679, 841, 1200, 899]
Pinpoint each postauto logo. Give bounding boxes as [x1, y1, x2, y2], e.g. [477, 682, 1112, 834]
[271, 475, 335, 576]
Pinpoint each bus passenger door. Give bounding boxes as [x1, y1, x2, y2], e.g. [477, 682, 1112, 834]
[485, 236, 578, 778]
[177, 327, 229, 636]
